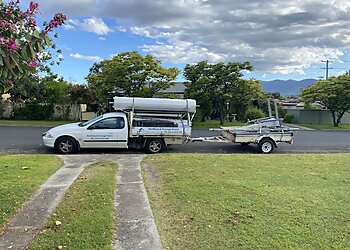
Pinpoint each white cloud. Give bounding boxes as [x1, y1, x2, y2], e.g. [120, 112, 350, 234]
[69, 53, 103, 62]
[64, 23, 75, 30]
[35, 0, 350, 74]
[99, 37, 107, 40]
[142, 43, 226, 64]
[67, 17, 112, 35]
[117, 26, 127, 32]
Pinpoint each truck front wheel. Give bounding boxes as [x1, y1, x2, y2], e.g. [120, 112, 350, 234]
[258, 138, 275, 154]
[145, 139, 165, 154]
[55, 136, 78, 154]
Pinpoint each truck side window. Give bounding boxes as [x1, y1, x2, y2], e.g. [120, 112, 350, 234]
[116, 117, 125, 129]
[89, 117, 125, 130]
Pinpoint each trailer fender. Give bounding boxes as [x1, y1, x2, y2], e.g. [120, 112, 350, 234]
[256, 136, 278, 148]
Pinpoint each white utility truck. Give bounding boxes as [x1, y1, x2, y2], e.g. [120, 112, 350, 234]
[42, 97, 196, 154]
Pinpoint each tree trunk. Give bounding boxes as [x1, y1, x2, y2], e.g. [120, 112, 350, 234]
[218, 100, 227, 125]
[331, 110, 346, 127]
[336, 111, 346, 127]
[331, 110, 337, 126]
[219, 112, 225, 125]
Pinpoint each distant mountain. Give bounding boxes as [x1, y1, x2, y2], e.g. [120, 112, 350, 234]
[260, 79, 316, 96]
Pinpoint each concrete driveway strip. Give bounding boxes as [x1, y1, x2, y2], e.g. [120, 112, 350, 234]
[113, 154, 162, 250]
[0, 156, 94, 250]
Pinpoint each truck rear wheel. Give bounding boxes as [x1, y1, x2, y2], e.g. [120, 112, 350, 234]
[258, 138, 275, 154]
[145, 139, 165, 154]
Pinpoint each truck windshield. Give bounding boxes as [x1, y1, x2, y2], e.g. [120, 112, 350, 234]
[79, 115, 103, 127]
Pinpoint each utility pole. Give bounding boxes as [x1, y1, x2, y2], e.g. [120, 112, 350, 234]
[321, 60, 333, 80]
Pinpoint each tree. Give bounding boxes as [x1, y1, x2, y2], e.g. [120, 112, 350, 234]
[301, 74, 350, 126]
[267, 92, 283, 100]
[87, 51, 179, 110]
[0, 0, 66, 93]
[7, 75, 41, 103]
[184, 61, 262, 125]
[68, 84, 94, 104]
[229, 78, 265, 120]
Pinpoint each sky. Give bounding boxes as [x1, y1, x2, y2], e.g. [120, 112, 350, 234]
[20, 0, 350, 84]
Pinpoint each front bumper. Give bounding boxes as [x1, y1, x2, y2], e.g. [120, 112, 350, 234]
[42, 132, 55, 148]
[42, 137, 55, 148]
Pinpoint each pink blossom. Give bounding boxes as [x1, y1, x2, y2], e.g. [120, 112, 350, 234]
[8, 39, 19, 52]
[26, 17, 37, 29]
[0, 37, 19, 52]
[29, 2, 39, 12]
[5, 80, 13, 86]
[26, 1, 39, 15]
[28, 61, 39, 68]
[0, 37, 7, 45]
[45, 13, 67, 32]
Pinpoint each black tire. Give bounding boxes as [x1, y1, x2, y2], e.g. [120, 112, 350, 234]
[55, 136, 78, 154]
[145, 138, 165, 154]
[258, 138, 275, 154]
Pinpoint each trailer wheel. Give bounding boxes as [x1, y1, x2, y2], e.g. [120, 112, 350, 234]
[258, 138, 275, 154]
[55, 136, 78, 154]
[145, 139, 165, 154]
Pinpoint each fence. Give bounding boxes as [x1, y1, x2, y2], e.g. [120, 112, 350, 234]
[286, 109, 350, 125]
[0, 102, 82, 121]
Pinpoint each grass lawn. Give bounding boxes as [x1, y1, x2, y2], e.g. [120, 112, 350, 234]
[193, 119, 245, 128]
[0, 119, 73, 126]
[30, 162, 117, 250]
[0, 155, 62, 231]
[298, 123, 350, 130]
[143, 154, 350, 249]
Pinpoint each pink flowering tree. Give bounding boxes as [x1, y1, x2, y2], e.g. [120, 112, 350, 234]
[0, 0, 66, 93]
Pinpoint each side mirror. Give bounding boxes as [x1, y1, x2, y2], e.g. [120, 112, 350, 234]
[87, 125, 96, 130]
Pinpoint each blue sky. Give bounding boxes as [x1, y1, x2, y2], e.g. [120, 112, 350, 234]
[20, 0, 350, 84]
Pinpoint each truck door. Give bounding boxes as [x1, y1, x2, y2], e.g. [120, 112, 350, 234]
[83, 117, 127, 148]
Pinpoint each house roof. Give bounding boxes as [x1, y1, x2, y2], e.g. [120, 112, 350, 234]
[161, 82, 186, 93]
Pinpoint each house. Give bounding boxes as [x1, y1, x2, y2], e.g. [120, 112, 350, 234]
[281, 102, 305, 110]
[159, 82, 186, 99]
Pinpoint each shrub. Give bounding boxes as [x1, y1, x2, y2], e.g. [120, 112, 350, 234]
[13, 101, 54, 120]
[193, 108, 203, 123]
[284, 113, 294, 123]
[273, 107, 286, 118]
[245, 108, 266, 121]
[0, 101, 5, 119]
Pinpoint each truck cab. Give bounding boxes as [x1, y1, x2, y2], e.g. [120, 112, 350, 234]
[43, 112, 129, 153]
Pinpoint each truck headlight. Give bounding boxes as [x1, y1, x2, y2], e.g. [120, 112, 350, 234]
[42, 132, 53, 138]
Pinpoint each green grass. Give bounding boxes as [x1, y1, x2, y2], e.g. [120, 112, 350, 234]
[143, 154, 350, 249]
[193, 119, 245, 128]
[0, 155, 62, 230]
[298, 123, 350, 130]
[30, 162, 117, 250]
[0, 119, 74, 126]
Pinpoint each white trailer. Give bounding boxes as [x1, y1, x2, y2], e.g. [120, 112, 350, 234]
[193, 117, 298, 154]
[42, 97, 196, 154]
[193, 100, 298, 154]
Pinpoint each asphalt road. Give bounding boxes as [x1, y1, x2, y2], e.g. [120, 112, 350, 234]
[0, 125, 349, 154]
